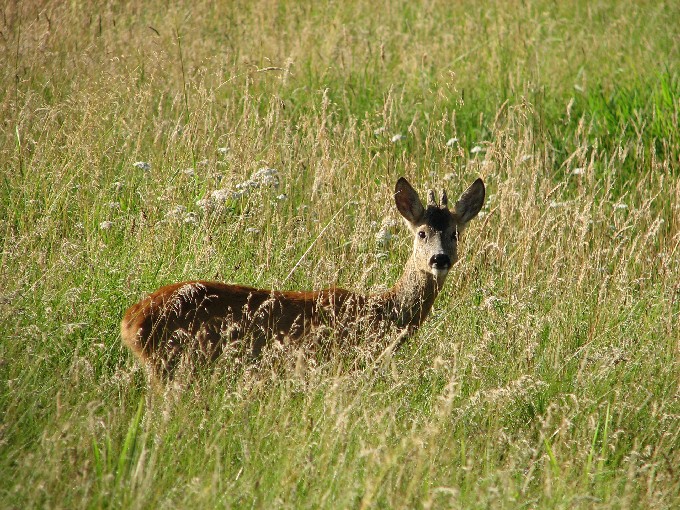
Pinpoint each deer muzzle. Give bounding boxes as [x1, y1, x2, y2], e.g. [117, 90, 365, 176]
[429, 254, 451, 276]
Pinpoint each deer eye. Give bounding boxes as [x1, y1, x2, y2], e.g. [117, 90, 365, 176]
[418, 230, 427, 240]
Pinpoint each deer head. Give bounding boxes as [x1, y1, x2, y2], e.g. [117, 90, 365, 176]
[395, 177, 485, 282]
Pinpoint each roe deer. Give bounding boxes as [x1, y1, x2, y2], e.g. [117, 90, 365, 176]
[121, 177, 485, 378]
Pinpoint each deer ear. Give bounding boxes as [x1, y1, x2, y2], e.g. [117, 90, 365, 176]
[454, 178, 485, 224]
[395, 177, 425, 225]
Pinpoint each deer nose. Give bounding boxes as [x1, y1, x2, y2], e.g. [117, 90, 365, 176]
[429, 254, 451, 269]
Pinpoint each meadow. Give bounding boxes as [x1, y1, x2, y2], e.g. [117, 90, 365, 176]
[1, 0, 679, 507]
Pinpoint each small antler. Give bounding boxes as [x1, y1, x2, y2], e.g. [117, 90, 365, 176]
[427, 189, 437, 207]
[441, 190, 448, 208]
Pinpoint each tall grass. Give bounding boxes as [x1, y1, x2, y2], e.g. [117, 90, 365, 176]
[1, 0, 679, 508]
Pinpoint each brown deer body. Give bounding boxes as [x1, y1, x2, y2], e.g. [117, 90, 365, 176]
[121, 177, 485, 378]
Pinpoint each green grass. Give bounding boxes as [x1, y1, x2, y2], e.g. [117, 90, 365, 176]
[1, 0, 679, 508]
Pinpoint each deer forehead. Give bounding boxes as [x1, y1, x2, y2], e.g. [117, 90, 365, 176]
[418, 207, 455, 231]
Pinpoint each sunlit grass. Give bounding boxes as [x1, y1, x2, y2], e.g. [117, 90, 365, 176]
[1, 0, 679, 508]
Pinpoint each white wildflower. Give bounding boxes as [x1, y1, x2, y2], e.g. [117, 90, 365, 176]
[245, 227, 260, 234]
[197, 186, 254, 212]
[482, 296, 501, 309]
[99, 221, 114, 230]
[184, 212, 199, 225]
[133, 161, 151, 171]
[217, 147, 230, 155]
[166, 205, 187, 221]
[470, 145, 484, 154]
[276, 194, 288, 201]
[374, 126, 386, 136]
[572, 167, 585, 175]
[195, 198, 212, 212]
[112, 181, 124, 192]
[210, 189, 232, 202]
[375, 227, 393, 246]
[196, 189, 230, 213]
[520, 155, 532, 163]
[446, 137, 458, 147]
[549, 200, 567, 209]
[614, 203, 628, 210]
[251, 167, 280, 187]
[230, 190, 249, 200]
[391, 134, 406, 143]
[182, 168, 195, 177]
[235, 180, 259, 191]
[375, 218, 397, 247]
[230, 168, 281, 197]
[443, 172, 455, 181]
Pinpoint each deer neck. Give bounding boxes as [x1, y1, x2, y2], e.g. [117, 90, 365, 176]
[377, 257, 446, 330]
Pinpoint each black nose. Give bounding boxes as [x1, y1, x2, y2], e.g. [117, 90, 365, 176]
[429, 254, 451, 269]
